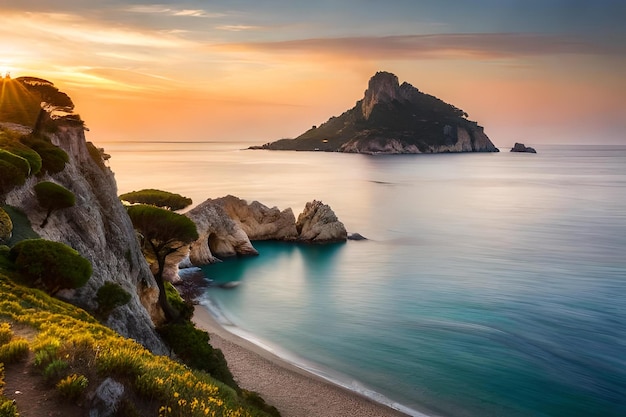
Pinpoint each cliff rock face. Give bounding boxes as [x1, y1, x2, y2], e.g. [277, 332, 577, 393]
[4, 125, 167, 354]
[296, 200, 347, 243]
[256, 71, 499, 154]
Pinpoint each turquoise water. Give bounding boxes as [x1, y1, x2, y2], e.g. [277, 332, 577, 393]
[106, 142, 626, 417]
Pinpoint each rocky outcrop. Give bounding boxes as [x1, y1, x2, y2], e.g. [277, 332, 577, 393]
[510, 142, 537, 153]
[182, 197, 347, 265]
[209, 195, 298, 241]
[185, 199, 258, 265]
[255, 71, 499, 154]
[296, 200, 347, 243]
[4, 124, 167, 354]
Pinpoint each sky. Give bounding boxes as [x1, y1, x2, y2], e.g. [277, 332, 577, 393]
[1, 0, 625, 146]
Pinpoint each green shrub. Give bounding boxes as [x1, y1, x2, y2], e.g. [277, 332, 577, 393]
[96, 282, 131, 318]
[0, 159, 26, 195]
[0, 398, 19, 417]
[0, 339, 29, 364]
[20, 136, 68, 175]
[0, 132, 43, 175]
[120, 189, 192, 211]
[165, 282, 194, 321]
[10, 239, 92, 294]
[242, 390, 281, 417]
[157, 322, 237, 390]
[33, 181, 75, 227]
[0, 209, 12, 245]
[0, 323, 12, 346]
[0, 150, 30, 176]
[42, 359, 69, 383]
[56, 374, 88, 401]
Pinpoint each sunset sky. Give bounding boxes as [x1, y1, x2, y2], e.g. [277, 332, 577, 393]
[1, 1, 625, 146]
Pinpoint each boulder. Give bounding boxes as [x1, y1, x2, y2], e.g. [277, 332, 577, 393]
[89, 378, 124, 417]
[296, 200, 347, 243]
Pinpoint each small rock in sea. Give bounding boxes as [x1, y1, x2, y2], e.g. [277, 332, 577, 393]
[348, 233, 367, 241]
[510, 142, 537, 153]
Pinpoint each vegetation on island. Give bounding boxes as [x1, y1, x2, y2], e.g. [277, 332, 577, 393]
[120, 189, 193, 211]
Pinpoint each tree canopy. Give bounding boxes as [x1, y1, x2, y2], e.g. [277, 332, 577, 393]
[34, 181, 76, 227]
[120, 189, 192, 211]
[10, 238, 92, 294]
[126, 204, 198, 320]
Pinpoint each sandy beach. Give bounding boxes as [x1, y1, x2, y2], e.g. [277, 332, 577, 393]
[192, 306, 412, 417]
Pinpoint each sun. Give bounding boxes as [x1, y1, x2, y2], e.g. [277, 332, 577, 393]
[0, 64, 12, 78]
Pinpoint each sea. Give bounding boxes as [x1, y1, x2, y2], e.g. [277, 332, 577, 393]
[103, 141, 626, 417]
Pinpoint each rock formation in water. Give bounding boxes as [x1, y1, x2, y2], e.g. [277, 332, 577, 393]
[4, 124, 167, 354]
[296, 200, 348, 243]
[210, 195, 298, 241]
[185, 199, 259, 265]
[180, 197, 347, 266]
[510, 142, 537, 153]
[254, 71, 499, 154]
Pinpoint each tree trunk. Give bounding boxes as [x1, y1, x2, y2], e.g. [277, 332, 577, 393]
[40, 207, 52, 228]
[155, 254, 178, 322]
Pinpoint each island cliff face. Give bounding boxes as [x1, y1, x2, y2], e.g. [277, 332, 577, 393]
[256, 71, 498, 154]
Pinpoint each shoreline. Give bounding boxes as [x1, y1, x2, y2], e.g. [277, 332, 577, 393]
[192, 302, 422, 417]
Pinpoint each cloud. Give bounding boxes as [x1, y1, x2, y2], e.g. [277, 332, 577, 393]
[124, 5, 223, 18]
[223, 33, 626, 60]
[216, 25, 261, 32]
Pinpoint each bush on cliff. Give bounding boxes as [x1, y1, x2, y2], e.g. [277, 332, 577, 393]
[120, 189, 192, 211]
[9, 239, 92, 294]
[0, 208, 12, 244]
[0, 131, 43, 175]
[95, 282, 132, 319]
[20, 136, 68, 175]
[157, 321, 237, 390]
[0, 159, 26, 196]
[34, 181, 76, 227]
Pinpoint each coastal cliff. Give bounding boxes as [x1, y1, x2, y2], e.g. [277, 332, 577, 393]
[255, 71, 498, 154]
[3, 123, 167, 354]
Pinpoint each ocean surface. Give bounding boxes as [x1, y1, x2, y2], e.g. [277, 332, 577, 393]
[104, 141, 626, 417]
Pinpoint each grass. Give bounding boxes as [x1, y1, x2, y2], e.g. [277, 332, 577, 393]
[0, 272, 278, 416]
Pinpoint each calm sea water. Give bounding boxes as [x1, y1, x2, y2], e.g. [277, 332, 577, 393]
[105, 142, 626, 417]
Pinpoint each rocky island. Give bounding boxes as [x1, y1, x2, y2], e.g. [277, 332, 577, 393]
[510, 142, 537, 153]
[253, 71, 499, 154]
